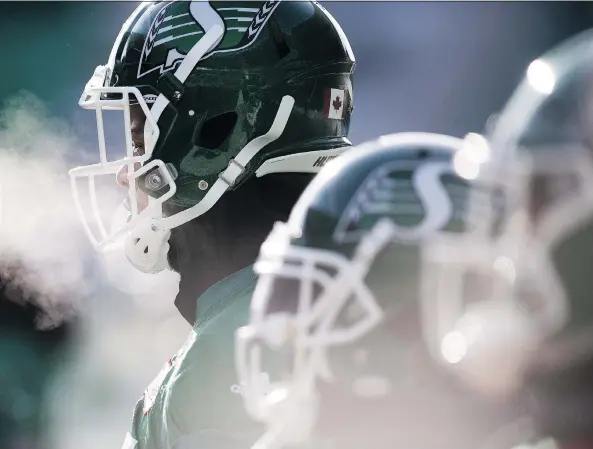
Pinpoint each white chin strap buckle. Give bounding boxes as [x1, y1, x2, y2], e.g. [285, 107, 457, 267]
[124, 220, 172, 274]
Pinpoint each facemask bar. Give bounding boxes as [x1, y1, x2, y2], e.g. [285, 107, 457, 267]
[69, 84, 175, 251]
[235, 220, 394, 440]
[70, 23, 226, 252]
[236, 226, 354, 422]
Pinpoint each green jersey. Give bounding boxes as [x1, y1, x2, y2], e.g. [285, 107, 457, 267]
[123, 265, 264, 449]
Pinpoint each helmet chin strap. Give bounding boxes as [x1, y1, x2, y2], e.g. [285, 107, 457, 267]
[124, 95, 295, 274]
[125, 221, 172, 274]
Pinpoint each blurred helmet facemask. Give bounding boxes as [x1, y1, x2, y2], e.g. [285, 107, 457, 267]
[235, 132, 469, 449]
[68, 1, 355, 273]
[421, 47, 593, 397]
[235, 219, 394, 449]
[423, 147, 591, 397]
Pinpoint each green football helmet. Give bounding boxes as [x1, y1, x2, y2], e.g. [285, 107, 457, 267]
[68, 1, 355, 273]
[235, 133, 521, 449]
[422, 28, 593, 422]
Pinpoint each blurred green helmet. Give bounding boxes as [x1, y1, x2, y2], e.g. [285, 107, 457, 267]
[422, 29, 593, 415]
[235, 133, 522, 449]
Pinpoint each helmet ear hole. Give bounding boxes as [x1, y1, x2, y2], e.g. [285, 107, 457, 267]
[195, 111, 238, 149]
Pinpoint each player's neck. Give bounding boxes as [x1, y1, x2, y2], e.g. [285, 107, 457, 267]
[168, 180, 287, 325]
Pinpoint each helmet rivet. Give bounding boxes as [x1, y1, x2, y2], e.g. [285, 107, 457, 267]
[173, 91, 181, 100]
[145, 172, 162, 190]
[188, 110, 195, 116]
[198, 180, 208, 190]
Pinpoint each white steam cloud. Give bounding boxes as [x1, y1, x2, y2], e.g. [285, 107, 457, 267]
[0, 91, 180, 329]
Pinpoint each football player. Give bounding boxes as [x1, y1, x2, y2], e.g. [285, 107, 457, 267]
[235, 132, 527, 449]
[422, 28, 593, 449]
[67, 2, 355, 449]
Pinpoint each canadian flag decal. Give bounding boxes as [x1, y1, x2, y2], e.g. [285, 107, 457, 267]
[323, 88, 347, 120]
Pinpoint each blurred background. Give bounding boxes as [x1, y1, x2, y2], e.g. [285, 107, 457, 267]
[0, 2, 592, 448]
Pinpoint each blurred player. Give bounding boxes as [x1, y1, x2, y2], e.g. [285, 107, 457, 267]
[67, 2, 355, 448]
[423, 28, 593, 449]
[235, 132, 527, 449]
